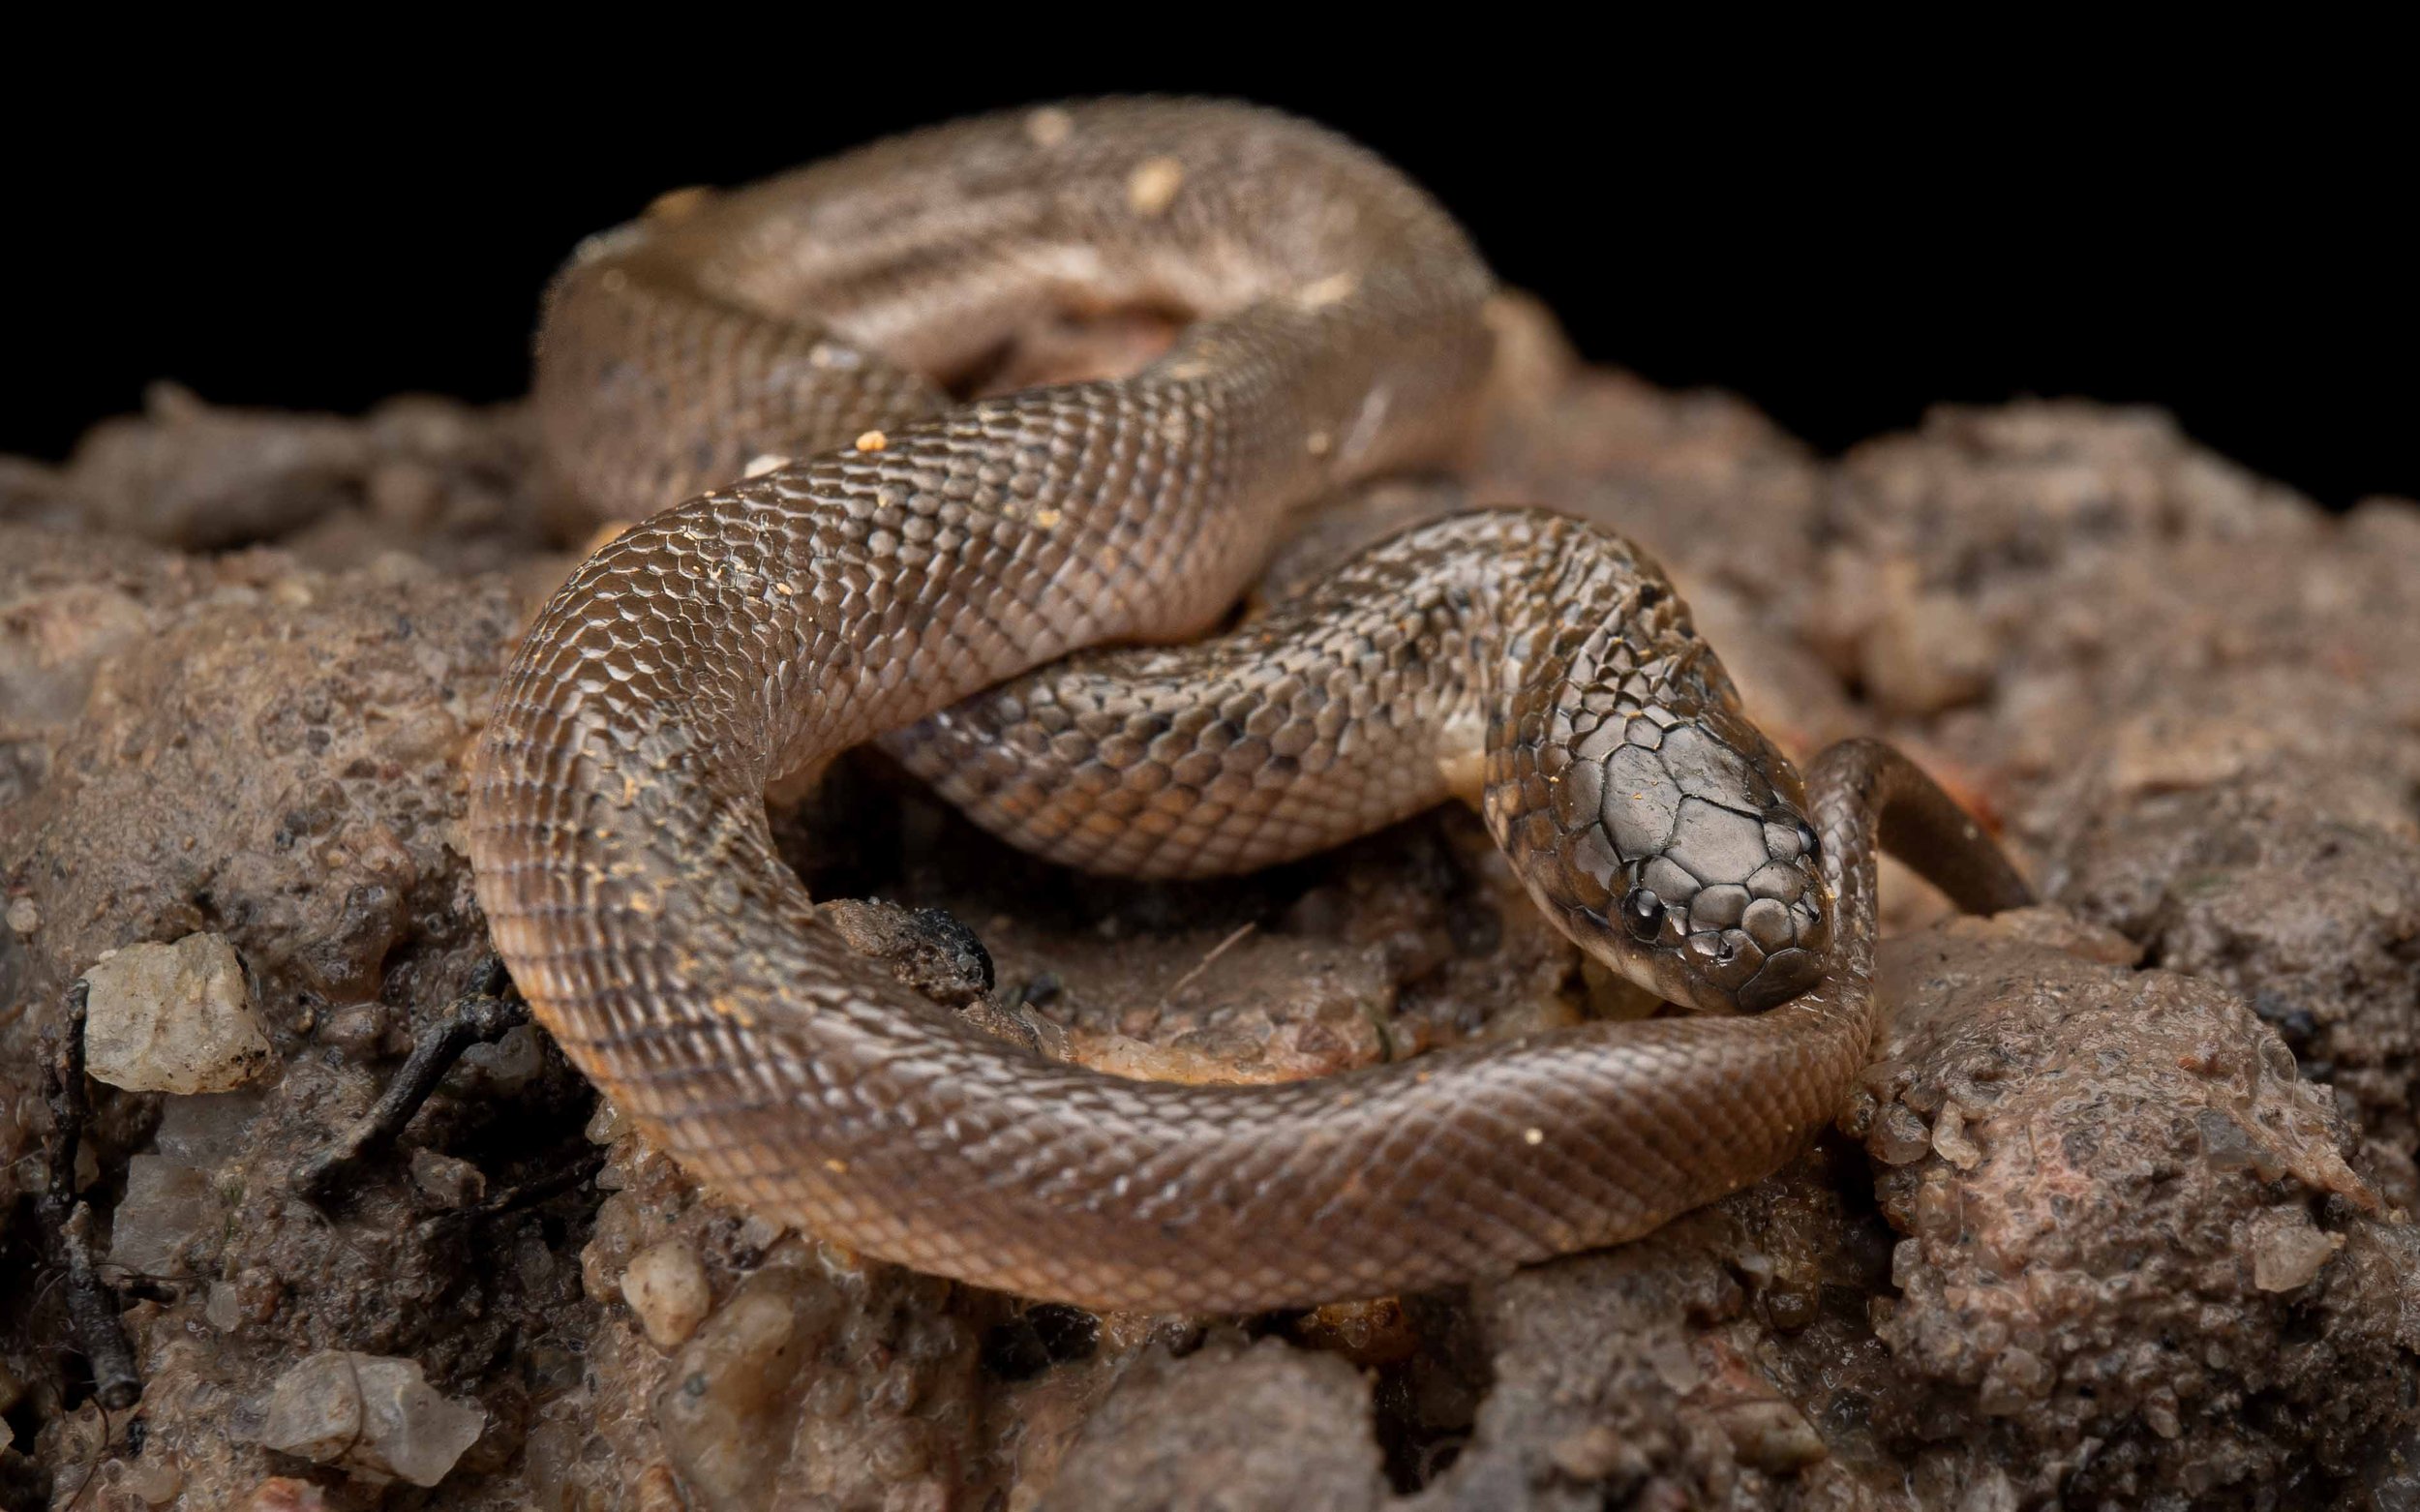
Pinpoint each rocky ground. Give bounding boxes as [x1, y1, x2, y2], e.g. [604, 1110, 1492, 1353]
[3, 298, 2417, 1510]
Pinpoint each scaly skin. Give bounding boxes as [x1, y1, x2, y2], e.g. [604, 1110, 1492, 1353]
[469, 100, 2031, 1311]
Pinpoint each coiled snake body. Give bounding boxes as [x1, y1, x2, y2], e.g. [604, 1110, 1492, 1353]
[469, 101, 2031, 1311]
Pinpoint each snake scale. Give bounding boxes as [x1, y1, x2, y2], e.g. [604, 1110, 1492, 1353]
[468, 99, 2032, 1311]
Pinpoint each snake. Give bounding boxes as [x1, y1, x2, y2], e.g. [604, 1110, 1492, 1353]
[468, 99, 2033, 1312]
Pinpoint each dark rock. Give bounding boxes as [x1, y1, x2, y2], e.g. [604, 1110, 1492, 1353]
[1843, 907, 2411, 1504]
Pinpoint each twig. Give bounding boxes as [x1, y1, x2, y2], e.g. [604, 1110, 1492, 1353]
[291, 956, 528, 1201]
[43, 981, 141, 1410]
[417, 1143, 609, 1240]
[1156, 922, 1256, 1009]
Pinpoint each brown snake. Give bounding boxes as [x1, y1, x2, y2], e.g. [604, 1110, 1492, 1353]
[469, 100, 2032, 1311]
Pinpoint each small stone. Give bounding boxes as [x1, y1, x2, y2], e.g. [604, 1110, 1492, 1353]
[244, 1476, 332, 1511]
[2249, 1207, 2342, 1291]
[153, 1089, 265, 1165]
[1977, 1346, 2051, 1416]
[737, 1211, 788, 1253]
[6, 897, 38, 934]
[1126, 156, 1185, 216]
[408, 1147, 487, 1210]
[655, 1265, 843, 1508]
[1861, 590, 1996, 715]
[1957, 1467, 2019, 1512]
[1931, 1100, 1983, 1170]
[2196, 1107, 2275, 1176]
[206, 1281, 245, 1332]
[1548, 1423, 1627, 1480]
[254, 1350, 485, 1489]
[623, 1239, 713, 1350]
[1024, 106, 1074, 148]
[82, 933, 273, 1093]
[1891, 1237, 1923, 1289]
[1873, 1102, 1933, 1164]
[516, 1230, 560, 1291]
[2143, 1386, 2184, 1439]
[1761, 1284, 1819, 1332]
[635, 1464, 688, 1512]
[458, 1023, 544, 1090]
[108, 1154, 219, 1277]
[1643, 1334, 1702, 1395]
[317, 1001, 398, 1056]
[585, 1097, 628, 1145]
[1708, 1397, 1829, 1473]
[108, 1451, 185, 1504]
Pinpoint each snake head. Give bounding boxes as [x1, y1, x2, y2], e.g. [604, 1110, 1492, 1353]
[1495, 692, 1834, 1014]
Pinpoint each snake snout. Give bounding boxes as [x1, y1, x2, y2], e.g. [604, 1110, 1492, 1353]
[1527, 700, 1836, 1015]
[1653, 794, 1833, 1013]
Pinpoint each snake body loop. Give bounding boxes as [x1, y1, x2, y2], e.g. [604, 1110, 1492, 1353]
[469, 101, 2030, 1311]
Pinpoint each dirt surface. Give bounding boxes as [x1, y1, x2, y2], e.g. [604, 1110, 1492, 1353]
[4, 299, 2418, 1509]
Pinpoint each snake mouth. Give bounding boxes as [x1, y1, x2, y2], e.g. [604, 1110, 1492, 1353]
[1669, 884, 1831, 1013]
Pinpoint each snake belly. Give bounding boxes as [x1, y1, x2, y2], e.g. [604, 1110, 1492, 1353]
[468, 100, 2030, 1312]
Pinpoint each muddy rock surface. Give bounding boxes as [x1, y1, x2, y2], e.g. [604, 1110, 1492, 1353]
[4, 302, 2417, 1509]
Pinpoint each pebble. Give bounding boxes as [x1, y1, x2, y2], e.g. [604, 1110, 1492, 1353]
[254, 1350, 485, 1488]
[408, 1147, 488, 1210]
[1931, 1101, 1984, 1170]
[108, 1154, 219, 1277]
[1547, 1423, 1625, 1481]
[654, 1265, 842, 1507]
[153, 1088, 265, 1165]
[459, 1022, 545, 1089]
[243, 1477, 332, 1511]
[2249, 1207, 2342, 1292]
[1861, 590, 1997, 714]
[1958, 1467, 2020, 1512]
[1874, 1102, 1934, 1164]
[1708, 1396, 1830, 1472]
[1126, 157, 1185, 216]
[1977, 1346, 2052, 1415]
[106, 1452, 185, 1504]
[1891, 1237, 1924, 1289]
[622, 1239, 713, 1349]
[585, 1097, 628, 1145]
[634, 1464, 690, 1511]
[82, 932, 273, 1093]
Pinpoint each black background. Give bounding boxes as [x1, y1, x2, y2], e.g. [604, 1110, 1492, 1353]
[8, 39, 2408, 508]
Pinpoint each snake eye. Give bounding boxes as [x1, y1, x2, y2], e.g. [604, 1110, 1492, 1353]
[1795, 821, 1820, 859]
[1621, 887, 1666, 943]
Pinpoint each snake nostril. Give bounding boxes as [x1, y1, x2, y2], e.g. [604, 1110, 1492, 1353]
[1621, 888, 1666, 944]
